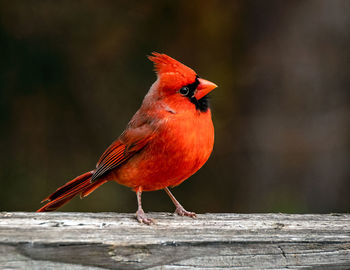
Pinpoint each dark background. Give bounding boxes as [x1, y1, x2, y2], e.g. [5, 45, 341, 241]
[1, 0, 349, 213]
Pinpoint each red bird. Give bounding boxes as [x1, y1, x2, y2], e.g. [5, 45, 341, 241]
[37, 53, 217, 224]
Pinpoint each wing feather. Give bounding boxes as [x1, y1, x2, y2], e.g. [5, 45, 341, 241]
[91, 124, 155, 182]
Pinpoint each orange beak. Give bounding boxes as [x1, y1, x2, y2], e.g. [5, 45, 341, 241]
[194, 78, 218, 100]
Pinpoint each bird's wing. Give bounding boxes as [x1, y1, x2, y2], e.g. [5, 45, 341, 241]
[91, 123, 156, 182]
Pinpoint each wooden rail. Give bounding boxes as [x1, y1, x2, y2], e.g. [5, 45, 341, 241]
[0, 212, 349, 269]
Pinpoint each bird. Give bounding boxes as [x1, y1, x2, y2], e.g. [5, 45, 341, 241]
[37, 52, 217, 224]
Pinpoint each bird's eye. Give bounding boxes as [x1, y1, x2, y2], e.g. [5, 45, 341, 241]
[179, 86, 189, 96]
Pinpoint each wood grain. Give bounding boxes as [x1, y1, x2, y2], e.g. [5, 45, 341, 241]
[0, 212, 349, 269]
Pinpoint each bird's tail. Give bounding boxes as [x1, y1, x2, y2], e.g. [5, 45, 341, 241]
[37, 171, 107, 212]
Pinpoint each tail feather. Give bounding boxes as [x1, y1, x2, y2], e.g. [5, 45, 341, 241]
[81, 179, 108, 198]
[42, 171, 94, 202]
[38, 193, 77, 212]
[37, 171, 106, 212]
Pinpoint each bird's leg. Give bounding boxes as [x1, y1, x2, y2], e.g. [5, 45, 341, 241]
[135, 187, 154, 225]
[164, 187, 196, 218]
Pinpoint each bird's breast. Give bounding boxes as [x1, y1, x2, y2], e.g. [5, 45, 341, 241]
[114, 110, 214, 191]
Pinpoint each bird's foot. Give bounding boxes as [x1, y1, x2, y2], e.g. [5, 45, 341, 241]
[136, 209, 155, 225]
[175, 206, 197, 218]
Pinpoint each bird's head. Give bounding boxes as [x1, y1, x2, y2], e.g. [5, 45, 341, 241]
[148, 52, 217, 112]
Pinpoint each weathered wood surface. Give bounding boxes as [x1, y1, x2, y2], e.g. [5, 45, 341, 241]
[0, 212, 349, 269]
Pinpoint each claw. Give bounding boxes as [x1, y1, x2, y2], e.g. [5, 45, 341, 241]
[175, 206, 197, 218]
[165, 187, 196, 219]
[136, 209, 155, 225]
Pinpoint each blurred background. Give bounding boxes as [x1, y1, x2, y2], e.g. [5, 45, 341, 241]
[0, 0, 349, 213]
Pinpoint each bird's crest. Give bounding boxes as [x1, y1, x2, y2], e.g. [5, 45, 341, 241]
[148, 52, 196, 78]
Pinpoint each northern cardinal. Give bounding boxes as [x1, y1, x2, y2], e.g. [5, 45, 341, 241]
[37, 52, 217, 224]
